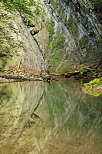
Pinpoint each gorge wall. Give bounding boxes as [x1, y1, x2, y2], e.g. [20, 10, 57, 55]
[0, 1, 45, 71]
[0, 0, 102, 73]
[37, 0, 102, 72]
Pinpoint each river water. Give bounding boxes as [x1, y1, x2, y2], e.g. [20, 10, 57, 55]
[0, 79, 102, 154]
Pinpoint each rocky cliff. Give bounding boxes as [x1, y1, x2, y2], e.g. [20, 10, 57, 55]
[37, 0, 102, 72]
[0, 0, 102, 73]
[0, 1, 45, 71]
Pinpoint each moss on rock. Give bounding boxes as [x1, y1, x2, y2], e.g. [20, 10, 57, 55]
[46, 18, 55, 43]
[67, 17, 79, 39]
[49, 33, 65, 50]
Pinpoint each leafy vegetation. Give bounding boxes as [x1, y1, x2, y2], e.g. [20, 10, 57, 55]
[46, 18, 55, 43]
[49, 33, 65, 50]
[67, 17, 79, 39]
[83, 78, 102, 96]
[56, 63, 72, 74]
[46, 30, 65, 71]
[46, 19, 65, 50]
[84, 78, 102, 88]
[1, 0, 33, 14]
[0, 0, 44, 68]
[78, 64, 88, 75]
[91, 0, 102, 4]
[1, 0, 42, 19]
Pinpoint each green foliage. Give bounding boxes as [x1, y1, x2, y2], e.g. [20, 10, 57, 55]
[84, 78, 102, 88]
[91, 0, 102, 4]
[56, 63, 72, 74]
[46, 18, 54, 42]
[1, 0, 40, 17]
[46, 19, 66, 71]
[49, 50, 63, 69]
[50, 0, 68, 25]
[47, 32, 65, 69]
[67, 17, 79, 39]
[0, 41, 16, 67]
[49, 34, 65, 50]
[83, 78, 102, 96]
[78, 64, 87, 75]
[79, 36, 88, 49]
[50, 0, 59, 9]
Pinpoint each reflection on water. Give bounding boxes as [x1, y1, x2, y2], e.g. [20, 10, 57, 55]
[0, 79, 102, 154]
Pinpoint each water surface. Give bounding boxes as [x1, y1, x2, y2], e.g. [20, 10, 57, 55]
[0, 79, 102, 154]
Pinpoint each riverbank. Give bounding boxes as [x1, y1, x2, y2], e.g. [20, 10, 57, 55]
[0, 71, 60, 83]
[0, 64, 102, 96]
[0, 73, 43, 83]
[0, 63, 102, 83]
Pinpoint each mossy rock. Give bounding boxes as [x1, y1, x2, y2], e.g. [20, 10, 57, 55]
[56, 63, 72, 74]
[79, 36, 89, 49]
[49, 49, 64, 69]
[46, 18, 55, 42]
[23, 17, 35, 27]
[67, 16, 79, 39]
[50, 0, 59, 9]
[49, 33, 65, 50]
[47, 31, 65, 70]
[78, 64, 88, 75]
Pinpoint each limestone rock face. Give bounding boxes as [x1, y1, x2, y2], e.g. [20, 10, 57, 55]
[0, 3, 45, 71]
[35, 0, 102, 72]
[0, 1, 102, 72]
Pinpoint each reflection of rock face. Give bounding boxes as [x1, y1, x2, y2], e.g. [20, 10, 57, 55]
[0, 81, 45, 154]
[0, 80, 102, 154]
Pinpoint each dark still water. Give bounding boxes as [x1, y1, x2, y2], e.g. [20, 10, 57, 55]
[0, 79, 102, 154]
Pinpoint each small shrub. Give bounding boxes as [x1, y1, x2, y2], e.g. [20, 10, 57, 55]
[84, 78, 102, 87]
[78, 64, 87, 75]
[1, 0, 40, 18]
